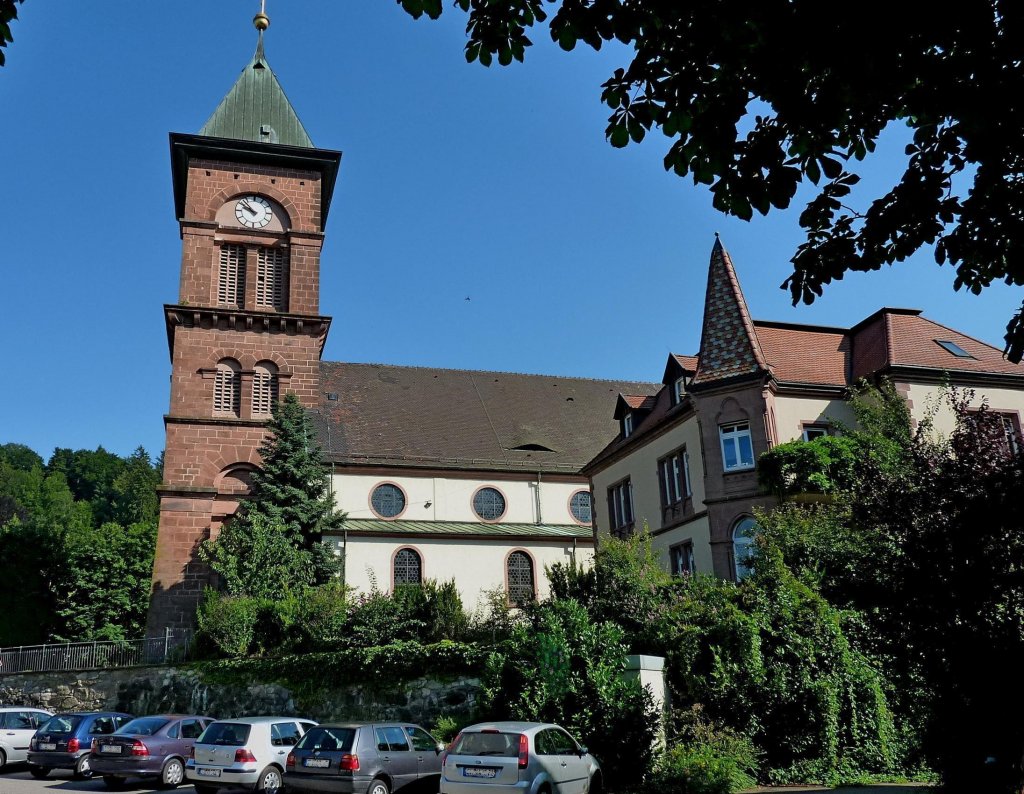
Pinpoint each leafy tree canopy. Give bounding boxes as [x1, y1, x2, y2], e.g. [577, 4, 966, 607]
[399, 1, 1024, 361]
[0, 0, 23, 67]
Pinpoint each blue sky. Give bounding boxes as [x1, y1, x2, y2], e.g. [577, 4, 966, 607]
[3, 1, 1021, 461]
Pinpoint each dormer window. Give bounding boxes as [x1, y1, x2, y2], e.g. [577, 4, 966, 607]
[672, 377, 687, 406]
[623, 413, 634, 438]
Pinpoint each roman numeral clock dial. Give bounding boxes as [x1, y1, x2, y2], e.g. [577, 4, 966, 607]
[234, 195, 273, 228]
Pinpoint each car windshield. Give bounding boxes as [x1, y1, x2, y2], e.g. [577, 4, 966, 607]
[296, 727, 356, 752]
[116, 717, 169, 736]
[198, 722, 252, 746]
[450, 732, 520, 757]
[39, 715, 82, 734]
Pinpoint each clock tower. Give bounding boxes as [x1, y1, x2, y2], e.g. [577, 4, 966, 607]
[147, 12, 341, 635]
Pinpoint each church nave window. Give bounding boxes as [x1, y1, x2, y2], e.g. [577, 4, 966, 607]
[256, 246, 288, 311]
[213, 359, 242, 417]
[252, 361, 279, 417]
[393, 547, 423, 587]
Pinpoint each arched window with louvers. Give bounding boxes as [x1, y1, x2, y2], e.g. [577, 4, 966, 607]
[255, 246, 288, 311]
[252, 361, 279, 417]
[213, 359, 241, 417]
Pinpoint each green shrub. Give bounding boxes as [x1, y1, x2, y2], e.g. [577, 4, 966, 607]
[196, 590, 260, 657]
[346, 589, 426, 647]
[291, 582, 352, 651]
[653, 708, 759, 794]
[431, 715, 460, 743]
[425, 579, 470, 642]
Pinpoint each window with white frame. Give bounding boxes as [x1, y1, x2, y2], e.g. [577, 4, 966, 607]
[217, 244, 246, 308]
[670, 541, 696, 576]
[256, 246, 288, 311]
[607, 478, 634, 536]
[623, 413, 634, 438]
[732, 517, 758, 580]
[213, 359, 241, 417]
[719, 422, 754, 471]
[998, 412, 1022, 456]
[802, 424, 829, 442]
[672, 377, 686, 406]
[252, 361, 279, 417]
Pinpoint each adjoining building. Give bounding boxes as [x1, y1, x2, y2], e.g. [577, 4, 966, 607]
[583, 239, 1024, 580]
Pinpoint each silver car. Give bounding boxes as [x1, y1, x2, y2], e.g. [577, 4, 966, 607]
[0, 708, 51, 770]
[440, 722, 602, 794]
[185, 716, 317, 793]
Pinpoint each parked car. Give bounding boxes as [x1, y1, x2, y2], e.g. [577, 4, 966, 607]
[27, 711, 134, 779]
[0, 707, 52, 771]
[439, 722, 602, 794]
[185, 715, 317, 792]
[90, 713, 215, 790]
[283, 722, 445, 794]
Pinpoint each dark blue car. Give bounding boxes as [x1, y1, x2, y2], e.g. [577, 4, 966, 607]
[28, 711, 134, 780]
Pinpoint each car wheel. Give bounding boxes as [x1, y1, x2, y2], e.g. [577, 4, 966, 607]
[103, 775, 126, 790]
[74, 753, 94, 780]
[367, 777, 391, 794]
[160, 756, 186, 788]
[29, 766, 51, 779]
[256, 764, 284, 792]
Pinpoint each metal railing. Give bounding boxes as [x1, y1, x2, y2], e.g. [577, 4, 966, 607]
[0, 629, 193, 675]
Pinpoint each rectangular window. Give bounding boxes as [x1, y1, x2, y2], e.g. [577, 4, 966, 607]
[719, 422, 754, 471]
[256, 246, 288, 311]
[999, 412, 1022, 456]
[217, 244, 246, 307]
[672, 377, 686, 406]
[657, 447, 692, 525]
[670, 541, 695, 576]
[607, 478, 634, 536]
[802, 424, 829, 442]
[623, 413, 634, 438]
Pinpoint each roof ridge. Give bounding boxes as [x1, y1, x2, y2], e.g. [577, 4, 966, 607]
[319, 359, 660, 388]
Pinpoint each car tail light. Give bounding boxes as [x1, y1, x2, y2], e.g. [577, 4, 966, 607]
[440, 733, 461, 767]
[286, 753, 295, 768]
[189, 746, 195, 760]
[234, 748, 258, 764]
[130, 740, 150, 757]
[518, 734, 529, 769]
[29, 737, 37, 751]
[340, 753, 360, 771]
[67, 738, 80, 753]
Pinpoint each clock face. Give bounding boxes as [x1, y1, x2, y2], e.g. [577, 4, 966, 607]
[234, 195, 273, 229]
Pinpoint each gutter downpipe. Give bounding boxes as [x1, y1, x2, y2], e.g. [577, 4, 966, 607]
[534, 471, 543, 525]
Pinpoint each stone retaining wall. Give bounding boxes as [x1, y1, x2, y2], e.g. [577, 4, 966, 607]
[0, 665, 480, 725]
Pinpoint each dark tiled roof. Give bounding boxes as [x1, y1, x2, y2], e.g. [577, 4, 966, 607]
[328, 519, 592, 539]
[692, 239, 767, 385]
[314, 362, 660, 473]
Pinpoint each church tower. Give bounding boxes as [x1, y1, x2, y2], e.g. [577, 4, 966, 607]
[147, 10, 340, 635]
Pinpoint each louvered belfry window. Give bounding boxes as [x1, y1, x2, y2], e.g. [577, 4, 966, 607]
[217, 244, 246, 307]
[252, 362, 279, 417]
[507, 551, 535, 605]
[213, 360, 241, 416]
[256, 246, 288, 311]
[394, 548, 422, 586]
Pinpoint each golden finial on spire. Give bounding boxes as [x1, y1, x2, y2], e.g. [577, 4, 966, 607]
[253, 0, 270, 32]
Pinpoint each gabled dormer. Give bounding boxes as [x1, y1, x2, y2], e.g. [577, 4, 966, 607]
[663, 353, 698, 407]
[614, 394, 656, 438]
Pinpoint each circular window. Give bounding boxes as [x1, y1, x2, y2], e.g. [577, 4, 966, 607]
[472, 487, 506, 521]
[371, 483, 406, 518]
[569, 490, 592, 524]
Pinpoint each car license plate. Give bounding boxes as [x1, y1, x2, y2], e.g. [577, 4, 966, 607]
[197, 767, 222, 778]
[101, 745, 121, 754]
[463, 767, 498, 778]
[39, 743, 56, 751]
[303, 758, 330, 768]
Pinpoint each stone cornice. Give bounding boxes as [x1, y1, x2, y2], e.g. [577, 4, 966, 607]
[164, 304, 331, 360]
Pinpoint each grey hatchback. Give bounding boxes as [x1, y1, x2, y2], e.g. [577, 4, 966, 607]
[284, 722, 444, 794]
[90, 714, 214, 790]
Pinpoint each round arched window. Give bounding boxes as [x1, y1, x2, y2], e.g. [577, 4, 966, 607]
[732, 517, 759, 580]
[569, 490, 592, 524]
[473, 487, 506, 521]
[371, 483, 406, 519]
[507, 551, 535, 605]
[393, 548, 422, 586]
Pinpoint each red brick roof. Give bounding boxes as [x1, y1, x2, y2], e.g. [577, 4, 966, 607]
[880, 311, 1022, 376]
[754, 322, 850, 386]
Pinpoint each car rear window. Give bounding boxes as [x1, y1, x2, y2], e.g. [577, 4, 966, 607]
[296, 727, 356, 752]
[39, 715, 82, 734]
[450, 732, 520, 757]
[117, 717, 169, 736]
[198, 722, 252, 746]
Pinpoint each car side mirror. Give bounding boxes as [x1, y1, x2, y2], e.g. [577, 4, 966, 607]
[577, 746, 588, 756]
[436, 742, 445, 754]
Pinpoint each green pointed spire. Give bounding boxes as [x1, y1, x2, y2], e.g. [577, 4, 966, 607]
[199, 30, 314, 148]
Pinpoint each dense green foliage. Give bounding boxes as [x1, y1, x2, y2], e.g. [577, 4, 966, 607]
[398, 1, 1024, 362]
[0, 443, 161, 644]
[199, 394, 344, 597]
[0, 0, 23, 67]
[651, 709, 759, 794]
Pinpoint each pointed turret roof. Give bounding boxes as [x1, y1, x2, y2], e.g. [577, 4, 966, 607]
[199, 34, 314, 148]
[691, 237, 768, 386]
